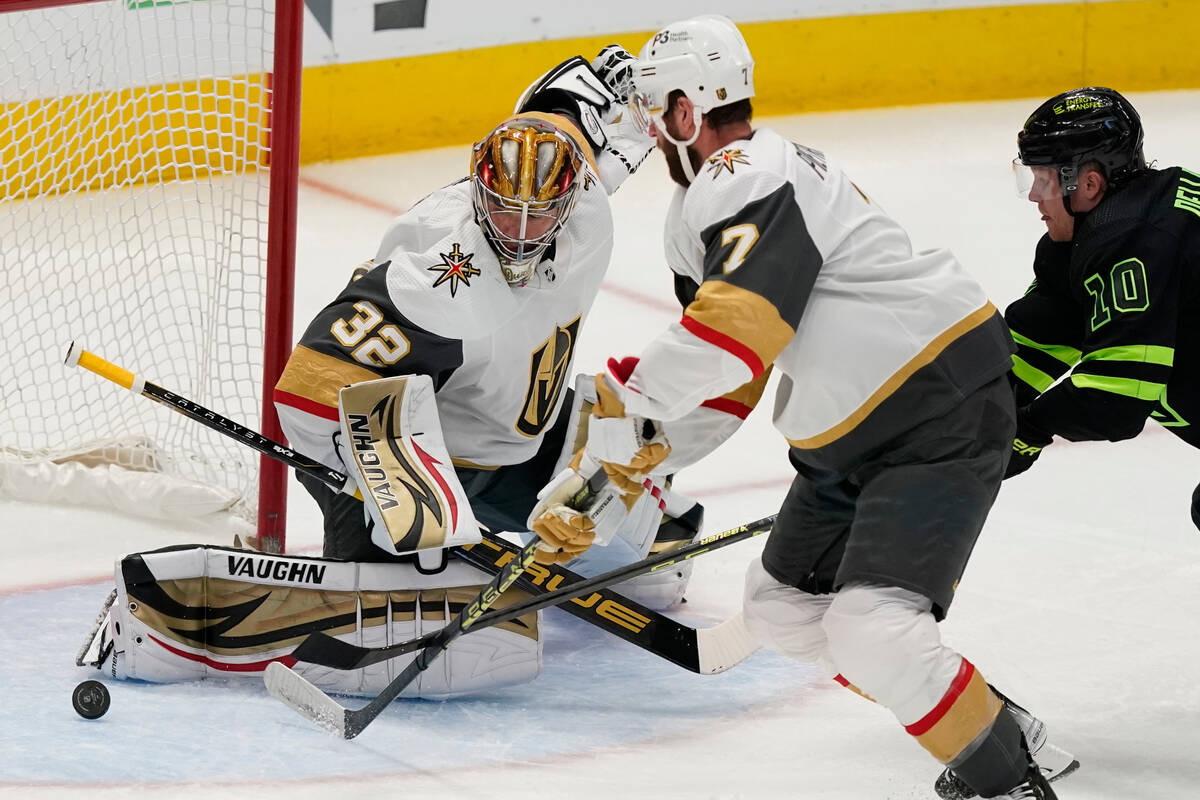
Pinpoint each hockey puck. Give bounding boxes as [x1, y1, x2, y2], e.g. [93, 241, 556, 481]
[72, 679, 111, 719]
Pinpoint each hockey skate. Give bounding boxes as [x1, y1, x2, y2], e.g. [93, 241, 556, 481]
[934, 694, 1078, 799]
[987, 755, 1058, 800]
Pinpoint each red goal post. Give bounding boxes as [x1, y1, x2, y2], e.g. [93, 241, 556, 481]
[0, 0, 302, 552]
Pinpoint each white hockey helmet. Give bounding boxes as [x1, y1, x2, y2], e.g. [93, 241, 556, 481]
[629, 14, 755, 143]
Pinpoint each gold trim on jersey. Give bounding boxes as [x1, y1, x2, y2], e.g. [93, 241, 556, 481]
[449, 457, 501, 471]
[788, 303, 999, 450]
[276, 344, 382, 410]
[720, 367, 773, 410]
[686, 281, 795, 372]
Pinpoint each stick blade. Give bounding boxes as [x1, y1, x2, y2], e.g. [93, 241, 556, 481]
[695, 612, 761, 674]
[291, 632, 373, 671]
[264, 661, 350, 738]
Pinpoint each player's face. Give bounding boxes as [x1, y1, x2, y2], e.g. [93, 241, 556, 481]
[486, 201, 559, 242]
[1026, 166, 1075, 242]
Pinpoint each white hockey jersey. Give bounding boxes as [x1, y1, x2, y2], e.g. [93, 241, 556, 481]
[275, 175, 612, 476]
[624, 127, 1014, 472]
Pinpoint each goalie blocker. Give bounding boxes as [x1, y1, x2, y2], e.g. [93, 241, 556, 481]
[78, 543, 542, 699]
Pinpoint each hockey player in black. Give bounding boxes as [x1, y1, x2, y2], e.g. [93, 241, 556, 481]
[1004, 86, 1200, 534]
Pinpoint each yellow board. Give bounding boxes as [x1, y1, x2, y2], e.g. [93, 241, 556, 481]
[3, 0, 1197, 197]
[301, 1, 1200, 160]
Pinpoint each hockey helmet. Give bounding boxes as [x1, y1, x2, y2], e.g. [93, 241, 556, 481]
[470, 113, 593, 284]
[1014, 87, 1146, 197]
[628, 14, 755, 145]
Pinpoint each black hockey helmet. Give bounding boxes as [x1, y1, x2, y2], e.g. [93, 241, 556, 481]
[1016, 87, 1146, 195]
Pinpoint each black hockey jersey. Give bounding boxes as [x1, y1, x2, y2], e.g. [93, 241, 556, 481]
[1007, 166, 1200, 447]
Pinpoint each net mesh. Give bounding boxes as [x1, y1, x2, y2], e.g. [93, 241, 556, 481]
[0, 0, 279, 520]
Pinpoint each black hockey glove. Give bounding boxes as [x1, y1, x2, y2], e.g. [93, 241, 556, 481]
[1004, 418, 1052, 479]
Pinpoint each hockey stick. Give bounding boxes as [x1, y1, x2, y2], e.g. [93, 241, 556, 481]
[291, 512, 774, 672]
[264, 537, 542, 738]
[66, 343, 764, 674]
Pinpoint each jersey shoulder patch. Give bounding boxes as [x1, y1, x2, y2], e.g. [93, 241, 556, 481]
[683, 139, 790, 233]
[384, 245, 517, 340]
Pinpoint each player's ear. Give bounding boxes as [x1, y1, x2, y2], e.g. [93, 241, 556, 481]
[672, 94, 698, 136]
[1081, 165, 1108, 201]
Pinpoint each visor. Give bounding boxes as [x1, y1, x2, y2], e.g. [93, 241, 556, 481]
[629, 91, 663, 140]
[1012, 158, 1065, 199]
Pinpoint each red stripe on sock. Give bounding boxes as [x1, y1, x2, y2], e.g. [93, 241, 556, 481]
[904, 658, 975, 736]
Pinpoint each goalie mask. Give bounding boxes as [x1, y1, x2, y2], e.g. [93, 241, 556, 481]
[471, 114, 590, 284]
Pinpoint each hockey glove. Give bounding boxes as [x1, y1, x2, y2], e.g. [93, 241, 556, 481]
[586, 357, 671, 484]
[587, 46, 655, 192]
[528, 450, 645, 565]
[514, 55, 616, 153]
[1005, 419, 1052, 479]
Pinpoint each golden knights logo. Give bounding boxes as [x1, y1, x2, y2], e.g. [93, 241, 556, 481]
[707, 148, 751, 178]
[516, 316, 581, 437]
[429, 243, 480, 296]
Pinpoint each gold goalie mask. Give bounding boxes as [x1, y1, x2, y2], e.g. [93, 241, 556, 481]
[471, 113, 591, 284]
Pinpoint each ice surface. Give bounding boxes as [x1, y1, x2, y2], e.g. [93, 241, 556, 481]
[3, 91, 1200, 799]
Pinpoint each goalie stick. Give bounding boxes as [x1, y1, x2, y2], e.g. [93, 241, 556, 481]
[291, 512, 774, 671]
[265, 537, 542, 738]
[67, 343, 765, 674]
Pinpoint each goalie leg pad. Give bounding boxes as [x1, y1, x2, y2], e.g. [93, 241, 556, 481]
[610, 490, 704, 610]
[81, 545, 541, 698]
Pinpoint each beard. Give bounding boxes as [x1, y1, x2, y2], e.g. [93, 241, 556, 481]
[662, 141, 702, 188]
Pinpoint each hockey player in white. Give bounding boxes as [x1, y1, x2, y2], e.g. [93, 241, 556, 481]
[78, 48, 705, 701]
[528, 16, 1074, 800]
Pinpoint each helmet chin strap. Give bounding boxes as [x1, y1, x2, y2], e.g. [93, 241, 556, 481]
[657, 106, 703, 183]
[1061, 193, 1076, 217]
[1058, 165, 1080, 217]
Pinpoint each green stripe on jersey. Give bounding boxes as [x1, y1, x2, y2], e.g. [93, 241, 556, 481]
[1070, 373, 1165, 401]
[1010, 330, 1082, 366]
[1011, 355, 1056, 393]
[1082, 344, 1174, 367]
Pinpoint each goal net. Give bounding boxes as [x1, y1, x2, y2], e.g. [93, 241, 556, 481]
[0, 0, 299, 546]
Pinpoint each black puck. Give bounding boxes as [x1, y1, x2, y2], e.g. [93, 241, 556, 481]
[72, 679, 111, 719]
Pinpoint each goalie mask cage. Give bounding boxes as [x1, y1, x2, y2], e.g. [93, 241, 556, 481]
[0, 0, 301, 552]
